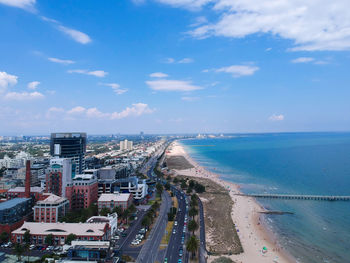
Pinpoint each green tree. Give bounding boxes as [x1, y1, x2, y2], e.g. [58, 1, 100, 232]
[156, 182, 164, 197]
[141, 215, 151, 228]
[189, 180, 195, 188]
[190, 197, 198, 208]
[186, 187, 192, 194]
[113, 206, 123, 216]
[13, 243, 24, 261]
[100, 207, 111, 216]
[194, 183, 205, 193]
[181, 181, 187, 189]
[164, 182, 171, 191]
[173, 178, 179, 184]
[189, 207, 198, 219]
[0, 231, 9, 243]
[186, 235, 199, 259]
[23, 230, 31, 245]
[129, 204, 137, 214]
[122, 209, 130, 224]
[188, 220, 199, 235]
[45, 234, 54, 246]
[65, 234, 77, 245]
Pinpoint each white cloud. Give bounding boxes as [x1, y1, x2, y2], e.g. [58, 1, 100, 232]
[100, 83, 128, 95]
[190, 16, 208, 27]
[110, 103, 154, 119]
[64, 103, 154, 120]
[291, 57, 315, 63]
[58, 25, 91, 44]
[165, 58, 175, 64]
[178, 58, 194, 64]
[215, 65, 259, 77]
[150, 72, 169, 78]
[46, 107, 64, 118]
[67, 106, 86, 115]
[68, 69, 108, 78]
[27, 81, 40, 90]
[269, 114, 285, 121]
[0, 71, 18, 93]
[48, 57, 75, 65]
[159, 0, 350, 51]
[182, 96, 199, 101]
[146, 79, 202, 91]
[0, 0, 36, 11]
[4, 91, 44, 100]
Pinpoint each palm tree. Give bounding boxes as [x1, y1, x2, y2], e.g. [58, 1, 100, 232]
[141, 215, 151, 228]
[122, 209, 130, 224]
[190, 197, 198, 208]
[188, 220, 199, 235]
[186, 235, 199, 259]
[113, 206, 123, 217]
[13, 243, 24, 261]
[189, 207, 198, 219]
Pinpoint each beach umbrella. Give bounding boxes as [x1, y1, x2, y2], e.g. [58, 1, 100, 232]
[262, 246, 268, 253]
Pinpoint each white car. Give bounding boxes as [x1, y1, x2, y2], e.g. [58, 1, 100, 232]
[174, 221, 178, 226]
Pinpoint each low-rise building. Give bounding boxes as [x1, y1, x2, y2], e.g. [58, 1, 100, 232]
[7, 186, 44, 201]
[34, 193, 69, 223]
[98, 193, 132, 212]
[86, 213, 118, 235]
[11, 222, 110, 245]
[0, 198, 32, 234]
[67, 241, 110, 262]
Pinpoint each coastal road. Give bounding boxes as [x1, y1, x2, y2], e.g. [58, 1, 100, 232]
[164, 186, 189, 263]
[198, 197, 207, 263]
[136, 190, 172, 263]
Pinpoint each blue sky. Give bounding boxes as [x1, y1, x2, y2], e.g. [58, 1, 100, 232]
[0, 0, 350, 135]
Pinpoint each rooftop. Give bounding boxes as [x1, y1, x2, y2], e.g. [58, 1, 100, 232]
[12, 222, 108, 237]
[98, 193, 131, 202]
[8, 186, 44, 193]
[36, 193, 68, 205]
[0, 198, 30, 210]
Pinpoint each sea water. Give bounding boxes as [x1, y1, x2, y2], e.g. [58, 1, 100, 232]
[180, 133, 350, 263]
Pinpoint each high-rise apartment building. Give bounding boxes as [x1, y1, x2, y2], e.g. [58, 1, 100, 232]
[46, 158, 73, 198]
[50, 133, 87, 174]
[120, 139, 133, 151]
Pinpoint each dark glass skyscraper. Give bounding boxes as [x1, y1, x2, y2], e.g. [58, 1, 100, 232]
[50, 133, 87, 174]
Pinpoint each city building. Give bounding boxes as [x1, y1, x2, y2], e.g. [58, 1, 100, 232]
[98, 165, 128, 180]
[67, 241, 111, 262]
[12, 222, 110, 245]
[50, 133, 87, 174]
[66, 174, 98, 210]
[98, 177, 148, 201]
[7, 186, 44, 200]
[30, 163, 46, 186]
[46, 158, 73, 198]
[0, 198, 32, 234]
[87, 213, 118, 235]
[98, 193, 132, 212]
[34, 193, 69, 223]
[119, 139, 133, 151]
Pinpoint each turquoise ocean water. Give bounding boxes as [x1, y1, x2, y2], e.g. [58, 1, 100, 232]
[180, 133, 350, 263]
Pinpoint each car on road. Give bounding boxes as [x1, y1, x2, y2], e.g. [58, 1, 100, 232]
[164, 258, 168, 263]
[178, 259, 182, 263]
[179, 248, 183, 257]
[29, 244, 35, 250]
[174, 221, 178, 226]
[173, 229, 176, 234]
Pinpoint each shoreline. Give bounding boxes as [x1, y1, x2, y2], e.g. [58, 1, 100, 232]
[167, 140, 296, 263]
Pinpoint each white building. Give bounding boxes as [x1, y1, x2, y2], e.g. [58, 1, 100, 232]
[120, 140, 133, 151]
[86, 213, 118, 235]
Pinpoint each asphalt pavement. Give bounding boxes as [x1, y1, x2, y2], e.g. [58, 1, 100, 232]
[136, 190, 171, 263]
[198, 197, 207, 263]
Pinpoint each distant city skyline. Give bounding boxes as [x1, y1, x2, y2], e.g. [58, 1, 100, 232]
[1, 0, 350, 134]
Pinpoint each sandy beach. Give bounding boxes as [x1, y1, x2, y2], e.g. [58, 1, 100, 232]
[167, 141, 296, 263]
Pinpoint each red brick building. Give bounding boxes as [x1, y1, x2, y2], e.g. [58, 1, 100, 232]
[33, 193, 69, 223]
[97, 193, 133, 212]
[12, 222, 110, 245]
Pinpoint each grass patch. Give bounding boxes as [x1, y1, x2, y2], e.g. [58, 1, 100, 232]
[166, 155, 194, 170]
[161, 221, 174, 245]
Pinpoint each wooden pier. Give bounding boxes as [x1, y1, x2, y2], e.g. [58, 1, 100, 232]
[238, 193, 350, 201]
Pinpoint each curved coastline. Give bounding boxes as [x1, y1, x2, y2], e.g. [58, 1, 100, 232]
[170, 140, 297, 263]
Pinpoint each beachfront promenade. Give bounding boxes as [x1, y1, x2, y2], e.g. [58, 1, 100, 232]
[238, 193, 350, 201]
